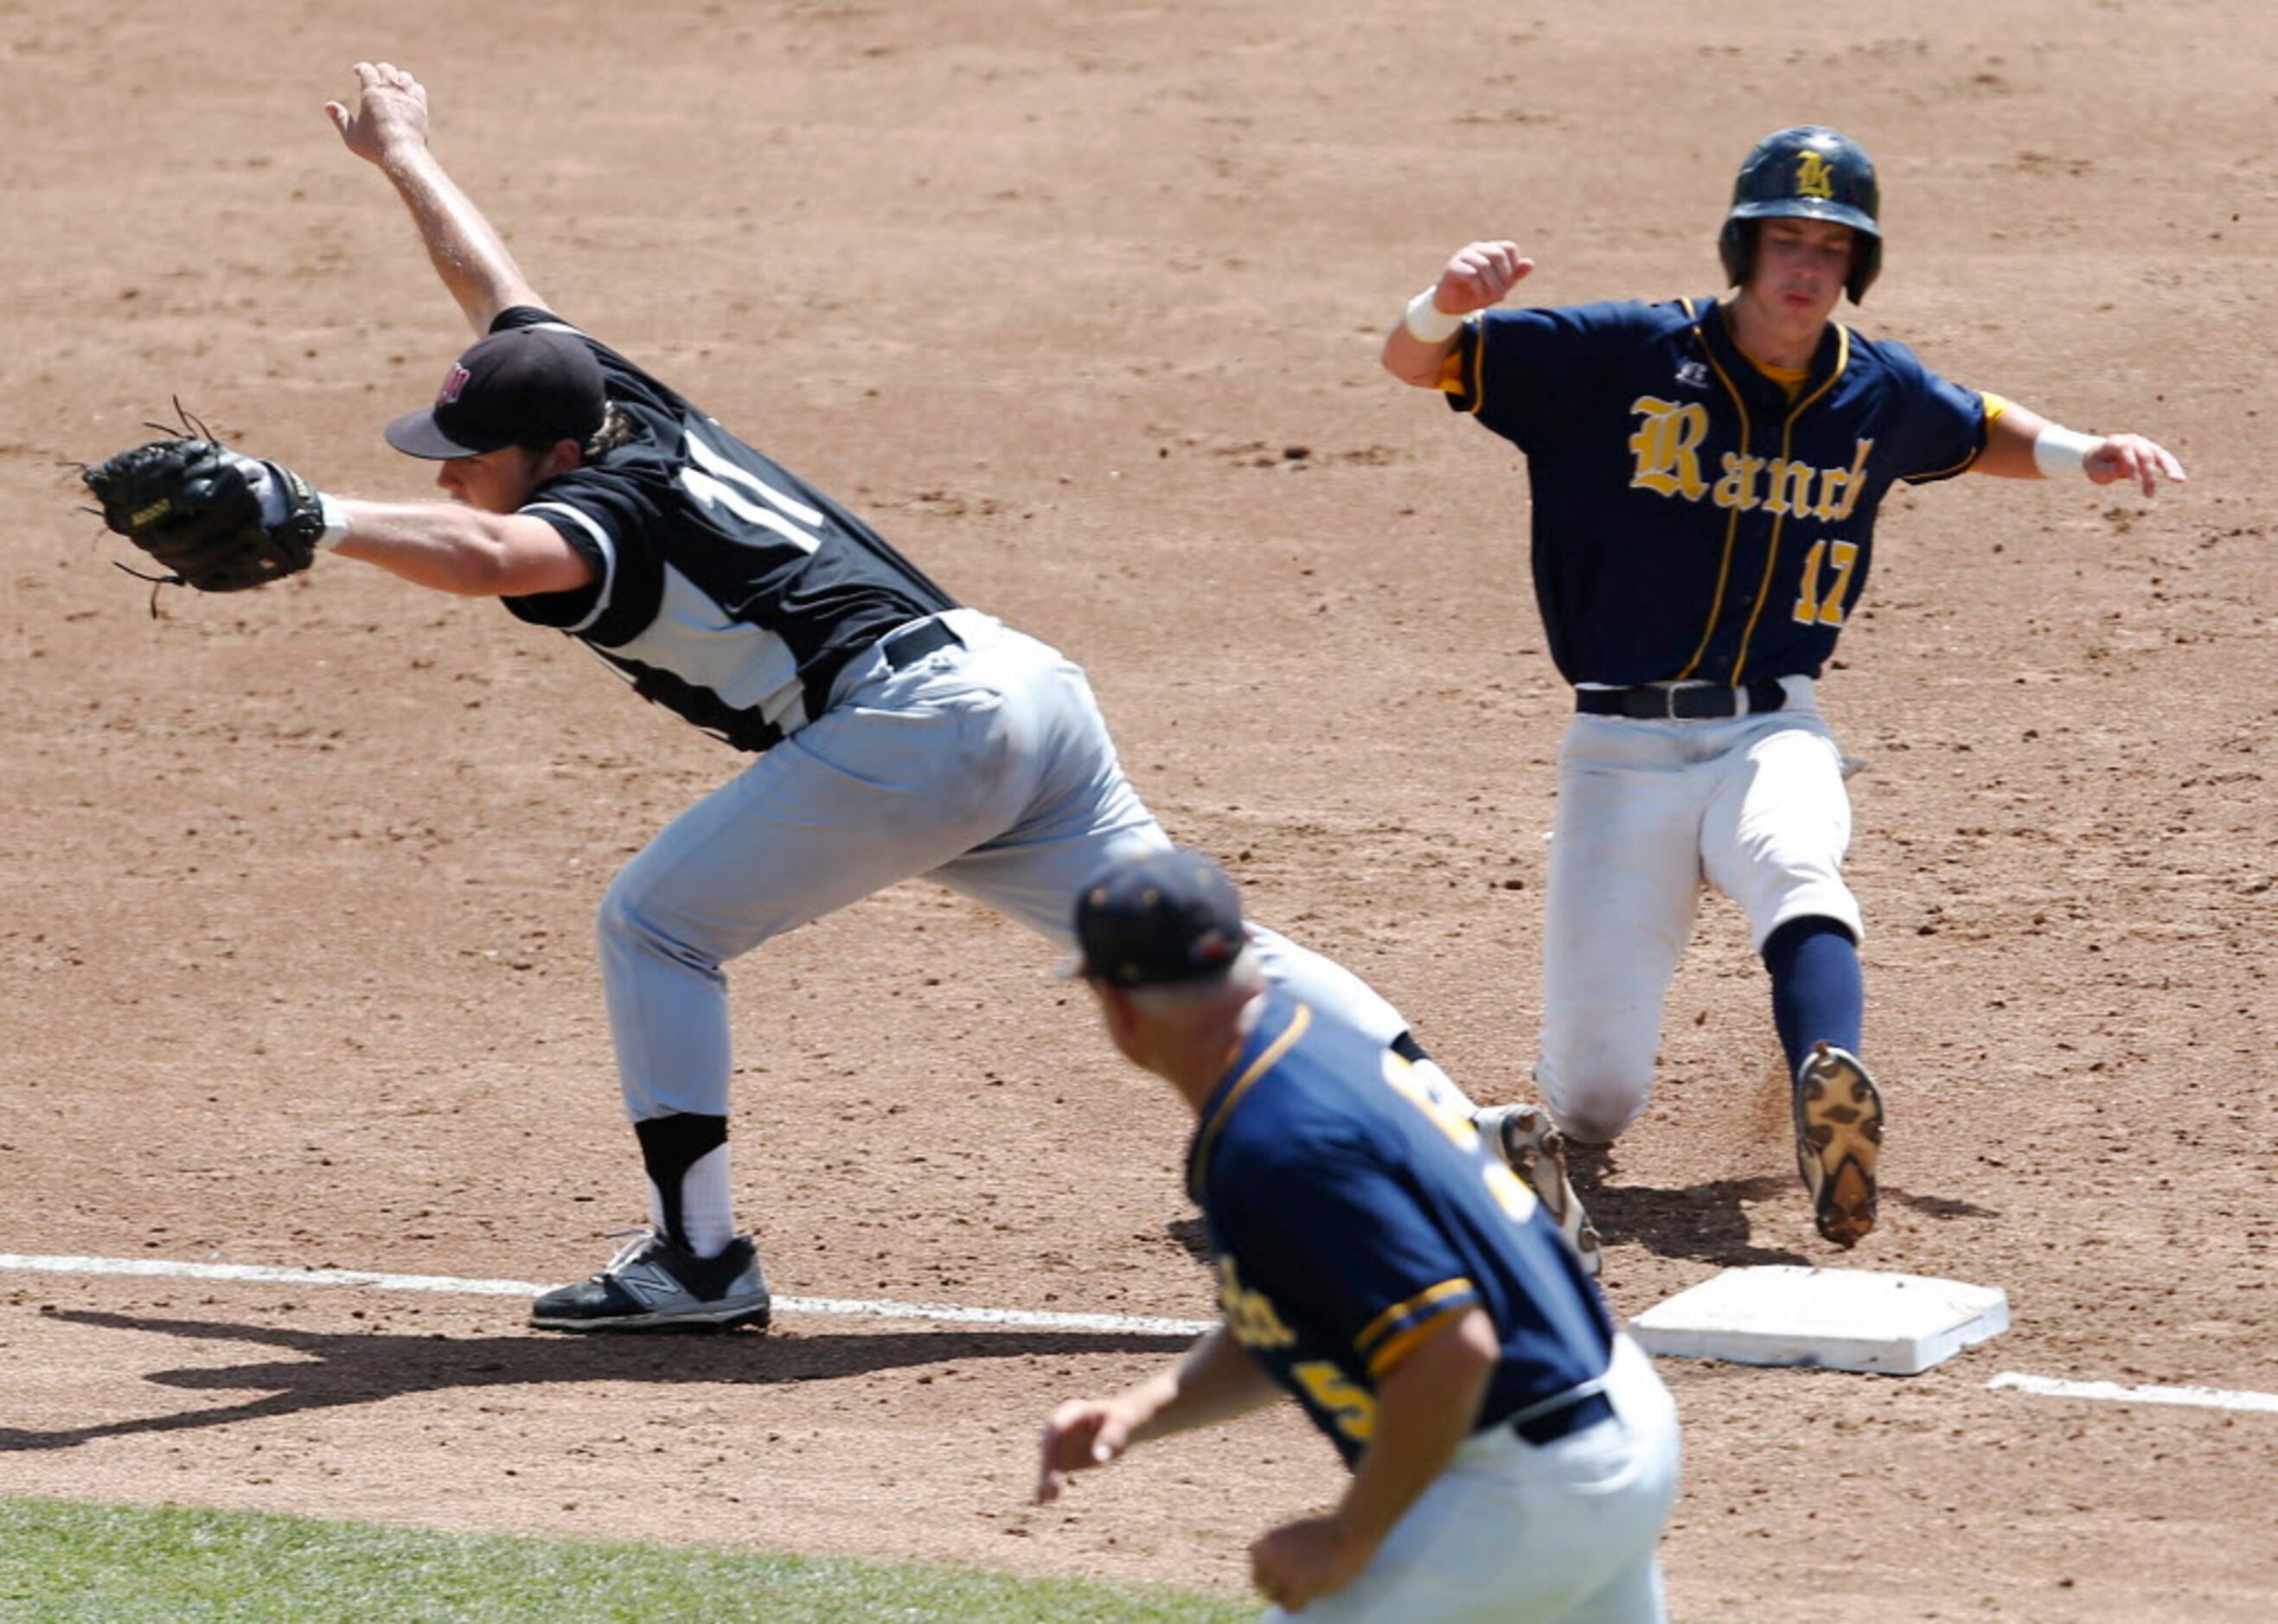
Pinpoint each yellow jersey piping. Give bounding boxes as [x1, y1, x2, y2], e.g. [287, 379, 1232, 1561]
[1678, 303, 1751, 681]
[1187, 1001, 1313, 1199]
[1732, 323, 1851, 682]
[1358, 1277, 1478, 1377]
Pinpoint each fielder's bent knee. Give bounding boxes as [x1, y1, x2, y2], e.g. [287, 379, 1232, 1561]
[595, 879, 722, 977]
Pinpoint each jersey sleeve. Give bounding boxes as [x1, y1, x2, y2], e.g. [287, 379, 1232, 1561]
[1221, 1139, 1481, 1378]
[1878, 339, 1989, 485]
[489, 304, 562, 336]
[1444, 300, 1651, 455]
[476, 307, 675, 639]
[503, 462, 666, 640]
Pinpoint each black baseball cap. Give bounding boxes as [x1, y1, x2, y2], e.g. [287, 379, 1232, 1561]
[384, 326, 607, 459]
[1069, 845, 1248, 988]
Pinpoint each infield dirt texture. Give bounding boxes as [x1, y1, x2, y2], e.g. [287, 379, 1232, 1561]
[6, 2, 2273, 1618]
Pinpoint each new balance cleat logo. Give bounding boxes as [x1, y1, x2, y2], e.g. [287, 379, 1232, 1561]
[530, 1231, 771, 1332]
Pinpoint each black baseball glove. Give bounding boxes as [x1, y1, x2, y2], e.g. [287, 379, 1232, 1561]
[82, 434, 329, 593]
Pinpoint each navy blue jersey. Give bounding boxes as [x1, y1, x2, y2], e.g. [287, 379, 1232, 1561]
[1187, 988, 1613, 1467]
[490, 306, 957, 751]
[1446, 296, 1985, 687]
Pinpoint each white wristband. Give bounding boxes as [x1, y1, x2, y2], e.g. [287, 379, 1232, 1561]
[316, 492, 351, 550]
[1403, 288, 1465, 344]
[2032, 424, 2099, 481]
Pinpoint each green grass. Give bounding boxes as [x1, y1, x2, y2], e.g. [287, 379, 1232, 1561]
[0, 1497, 1251, 1622]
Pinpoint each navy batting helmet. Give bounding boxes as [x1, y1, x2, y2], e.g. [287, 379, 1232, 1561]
[1718, 125, 1882, 304]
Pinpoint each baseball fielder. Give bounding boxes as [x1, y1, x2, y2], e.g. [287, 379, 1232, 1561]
[109, 61, 1556, 1332]
[1381, 126, 2185, 1250]
[1038, 846, 1681, 1622]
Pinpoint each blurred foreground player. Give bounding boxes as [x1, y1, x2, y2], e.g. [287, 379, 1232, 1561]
[1037, 846, 1680, 1621]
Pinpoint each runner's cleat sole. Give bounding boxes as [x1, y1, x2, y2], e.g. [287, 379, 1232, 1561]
[1795, 1044, 1884, 1248]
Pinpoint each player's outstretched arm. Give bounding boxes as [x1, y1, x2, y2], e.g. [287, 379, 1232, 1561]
[325, 61, 546, 336]
[328, 500, 594, 598]
[1032, 1327, 1277, 1505]
[1976, 398, 2188, 498]
[1380, 241, 1534, 387]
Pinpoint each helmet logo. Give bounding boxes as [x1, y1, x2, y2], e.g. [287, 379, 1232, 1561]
[1795, 151, 1835, 200]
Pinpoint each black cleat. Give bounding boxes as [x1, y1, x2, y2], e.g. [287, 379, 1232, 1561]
[530, 1231, 771, 1333]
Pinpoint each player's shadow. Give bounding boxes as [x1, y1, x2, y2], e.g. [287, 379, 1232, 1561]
[1572, 1154, 1997, 1270]
[1579, 1163, 1816, 1268]
[0, 1308, 1193, 1454]
[1167, 1216, 1213, 1264]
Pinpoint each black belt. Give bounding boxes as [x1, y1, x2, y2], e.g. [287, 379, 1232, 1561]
[1509, 1389, 1616, 1446]
[1576, 678, 1787, 720]
[882, 617, 963, 669]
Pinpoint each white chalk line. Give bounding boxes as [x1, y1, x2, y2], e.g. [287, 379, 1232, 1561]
[8, 1255, 2273, 1413]
[0, 1252, 1214, 1338]
[1986, 1371, 2278, 1416]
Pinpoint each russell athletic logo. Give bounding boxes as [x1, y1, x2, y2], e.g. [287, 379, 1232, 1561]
[436, 362, 472, 406]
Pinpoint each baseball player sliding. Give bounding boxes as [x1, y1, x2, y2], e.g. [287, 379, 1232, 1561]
[84, 61, 1580, 1333]
[1382, 126, 2185, 1252]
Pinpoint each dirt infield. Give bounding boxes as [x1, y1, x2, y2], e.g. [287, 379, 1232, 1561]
[6, 1, 2273, 1617]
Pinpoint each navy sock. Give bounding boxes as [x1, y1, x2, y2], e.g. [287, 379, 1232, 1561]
[1762, 917, 1863, 1076]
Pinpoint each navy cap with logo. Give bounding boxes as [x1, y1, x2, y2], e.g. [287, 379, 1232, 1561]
[385, 326, 608, 459]
[1071, 845, 1248, 988]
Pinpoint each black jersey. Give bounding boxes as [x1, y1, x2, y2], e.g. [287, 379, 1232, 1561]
[493, 306, 957, 751]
